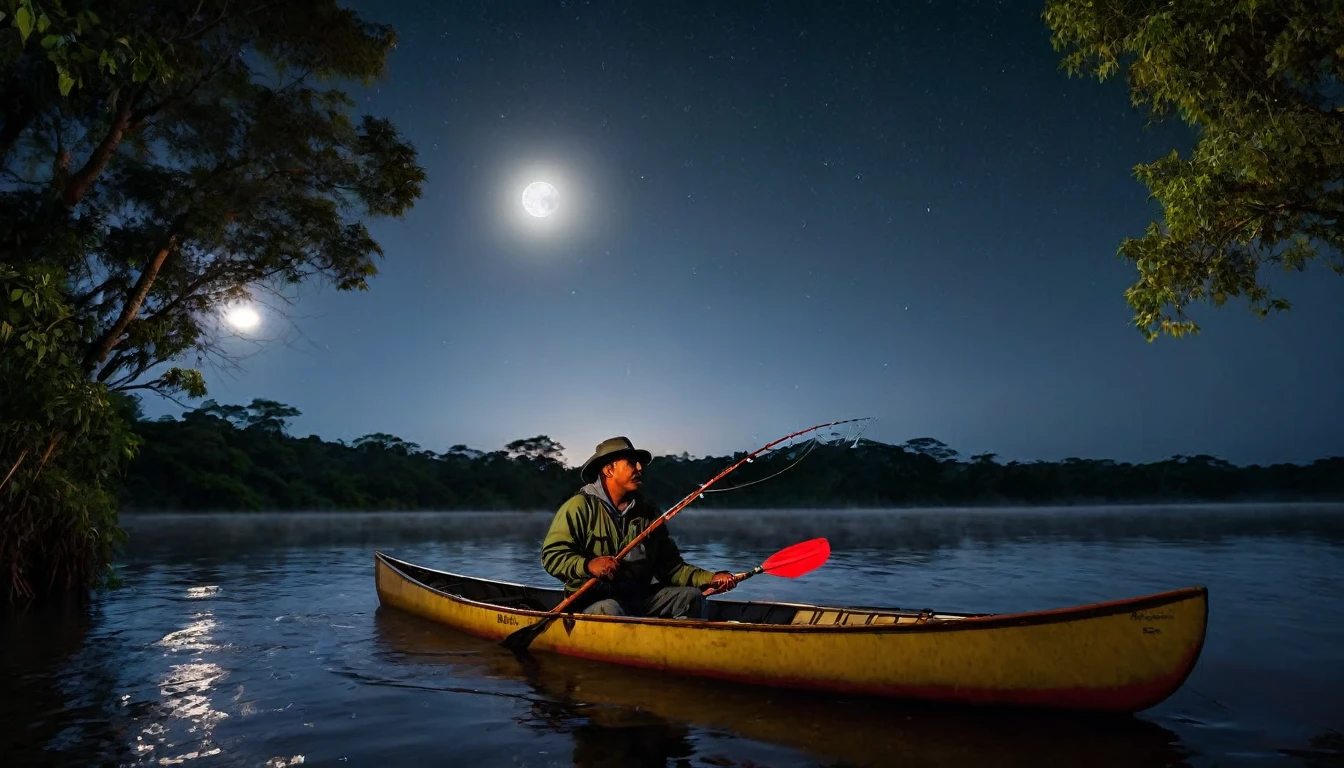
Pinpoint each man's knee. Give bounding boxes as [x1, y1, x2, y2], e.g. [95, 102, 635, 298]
[648, 586, 705, 619]
[582, 598, 625, 616]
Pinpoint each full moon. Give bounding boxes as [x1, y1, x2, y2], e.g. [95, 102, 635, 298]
[225, 305, 260, 331]
[521, 181, 559, 218]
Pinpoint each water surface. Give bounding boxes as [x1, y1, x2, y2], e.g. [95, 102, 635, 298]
[2, 504, 1342, 766]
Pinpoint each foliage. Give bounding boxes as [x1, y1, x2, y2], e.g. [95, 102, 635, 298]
[2, 0, 424, 396]
[0, 0, 422, 605]
[119, 397, 1344, 513]
[1043, 0, 1344, 339]
[0, 262, 140, 605]
[1, 0, 167, 100]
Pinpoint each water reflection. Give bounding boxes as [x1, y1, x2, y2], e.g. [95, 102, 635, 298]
[146, 619, 228, 763]
[366, 607, 1195, 768]
[0, 604, 147, 767]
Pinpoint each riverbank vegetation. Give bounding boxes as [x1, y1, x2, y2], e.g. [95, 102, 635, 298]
[1043, 0, 1344, 340]
[0, 1, 424, 607]
[120, 397, 1344, 512]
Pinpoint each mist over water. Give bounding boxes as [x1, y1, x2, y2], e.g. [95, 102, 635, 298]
[3, 504, 1342, 767]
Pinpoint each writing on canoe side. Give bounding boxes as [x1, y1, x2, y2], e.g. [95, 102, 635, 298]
[1129, 611, 1174, 622]
[496, 613, 518, 626]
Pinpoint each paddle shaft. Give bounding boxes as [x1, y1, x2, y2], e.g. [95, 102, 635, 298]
[500, 418, 868, 649]
[703, 566, 761, 596]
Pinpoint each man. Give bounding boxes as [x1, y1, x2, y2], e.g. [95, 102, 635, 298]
[541, 436, 738, 617]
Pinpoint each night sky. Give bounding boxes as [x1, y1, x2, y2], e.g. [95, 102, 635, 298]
[146, 0, 1344, 468]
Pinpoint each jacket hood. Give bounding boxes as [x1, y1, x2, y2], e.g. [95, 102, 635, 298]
[579, 480, 642, 519]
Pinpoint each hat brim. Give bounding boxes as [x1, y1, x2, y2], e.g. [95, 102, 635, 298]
[581, 448, 652, 483]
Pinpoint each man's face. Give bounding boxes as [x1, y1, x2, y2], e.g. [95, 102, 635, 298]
[604, 456, 643, 494]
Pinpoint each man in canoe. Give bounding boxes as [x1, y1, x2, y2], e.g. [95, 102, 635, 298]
[541, 436, 739, 617]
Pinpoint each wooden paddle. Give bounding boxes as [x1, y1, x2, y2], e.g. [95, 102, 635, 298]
[499, 418, 871, 653]
[701, 537, 831, 595]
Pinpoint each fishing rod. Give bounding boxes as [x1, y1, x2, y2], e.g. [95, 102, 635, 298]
[501, 416, 873, 652]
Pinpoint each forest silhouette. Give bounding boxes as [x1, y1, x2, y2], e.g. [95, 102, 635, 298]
[120, 398, 1344, 512]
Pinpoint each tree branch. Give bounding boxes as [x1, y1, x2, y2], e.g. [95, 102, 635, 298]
[113, 382, 196, 410]
[82, 232, 180, 373]
[98, 347, 142, 385]
[136, 266, 230, 328]
[61, 103, 134, 209]
[129, 49, 236, 132]
[0, 448, 29, 495]
[71, 274, 128, 310]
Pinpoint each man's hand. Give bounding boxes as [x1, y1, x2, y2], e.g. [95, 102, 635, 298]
[586, 555, 620, 580]
[706, 571, 738, 593]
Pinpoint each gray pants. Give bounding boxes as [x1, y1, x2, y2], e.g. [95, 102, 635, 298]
[582, 585, 705, 619]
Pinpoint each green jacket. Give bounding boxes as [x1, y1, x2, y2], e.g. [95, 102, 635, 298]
[541, 480, 714, 597]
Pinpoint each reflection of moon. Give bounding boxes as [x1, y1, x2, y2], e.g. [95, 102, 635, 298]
[225, 305, 260, 331]
[521, 181, 559, 217]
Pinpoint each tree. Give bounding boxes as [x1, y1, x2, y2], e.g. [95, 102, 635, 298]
[445, 444, 484, 460]
[505, 435, 567, 466]
[2, 0, 425, 398]
[0, 0, 423, 606]
[902, 437, 959, 462]
[1, 263, 141, 604]
[242, 398, 300, 434]
[353, 432, 422, 456]
[1043, 0, 1344, 340]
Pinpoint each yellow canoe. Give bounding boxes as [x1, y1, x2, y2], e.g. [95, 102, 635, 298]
[371, 608, 1194, 768]
[373, 551, 1207, 713]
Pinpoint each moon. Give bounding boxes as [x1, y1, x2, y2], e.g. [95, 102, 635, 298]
[225, 305, 260, 331]
[521, 181, 559, 218]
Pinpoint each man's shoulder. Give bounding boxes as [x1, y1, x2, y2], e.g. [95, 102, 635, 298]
[556, 489, 598, 513]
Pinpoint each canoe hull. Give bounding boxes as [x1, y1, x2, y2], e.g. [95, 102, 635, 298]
[373, 551, 1207, 713]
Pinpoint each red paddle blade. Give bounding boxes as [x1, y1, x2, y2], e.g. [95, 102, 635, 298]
[759, 538, 831, 578]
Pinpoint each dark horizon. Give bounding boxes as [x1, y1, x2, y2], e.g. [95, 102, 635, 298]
[138, 0, 1343, 469]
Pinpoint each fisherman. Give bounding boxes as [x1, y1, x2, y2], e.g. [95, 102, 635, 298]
[541, 436, 738, 617]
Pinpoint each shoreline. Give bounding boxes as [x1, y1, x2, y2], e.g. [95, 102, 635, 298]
[117, 499, 1344, 520]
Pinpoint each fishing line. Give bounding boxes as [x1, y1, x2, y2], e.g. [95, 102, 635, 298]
[701, 417, 875, 495]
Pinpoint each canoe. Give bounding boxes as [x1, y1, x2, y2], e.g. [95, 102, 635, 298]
[373, 551, 1208, 713]
[371, 607, 1193, 768]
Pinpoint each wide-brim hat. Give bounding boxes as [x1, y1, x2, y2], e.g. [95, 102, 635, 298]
[580, 436, 652, 483]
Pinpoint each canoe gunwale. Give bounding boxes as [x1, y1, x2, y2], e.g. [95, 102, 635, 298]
[373, 550, 1208, 636]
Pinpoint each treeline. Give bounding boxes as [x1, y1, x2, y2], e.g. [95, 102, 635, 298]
[117, 398, 1344, 512]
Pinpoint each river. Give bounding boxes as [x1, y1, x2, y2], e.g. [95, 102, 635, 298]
[2, 504, 1341, 767]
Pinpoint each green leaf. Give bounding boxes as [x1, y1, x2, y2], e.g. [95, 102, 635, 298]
[9, 289, 22, 302]
[41, 34, 60, 49]
[36, 12, 49, 33]
[15, 6, 33, 44]
[58, 71, 74, 96]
